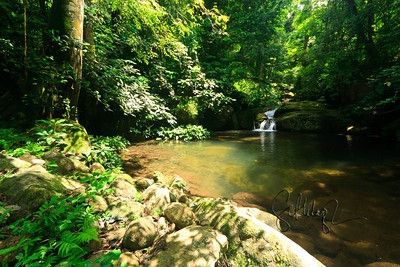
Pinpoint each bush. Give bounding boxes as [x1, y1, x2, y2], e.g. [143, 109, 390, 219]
[156, 125, 211, 141]
[84, 136, 129, 169]
[0, 128, 27, 151]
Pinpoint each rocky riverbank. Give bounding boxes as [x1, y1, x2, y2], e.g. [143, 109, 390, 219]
[0, 146, 325, 266]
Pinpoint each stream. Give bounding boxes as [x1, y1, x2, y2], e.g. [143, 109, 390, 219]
[122, 131, 400, 266]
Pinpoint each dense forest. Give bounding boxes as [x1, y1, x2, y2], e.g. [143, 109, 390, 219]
[0, 0, 399, 137]
[0, 0, 400, 266]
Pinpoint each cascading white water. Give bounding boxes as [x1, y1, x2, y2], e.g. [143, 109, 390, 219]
[254, 108, 278, 132]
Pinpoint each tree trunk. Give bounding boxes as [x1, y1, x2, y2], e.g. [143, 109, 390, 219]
[23, 0, 28, 85]
[52, 0, 84, 121]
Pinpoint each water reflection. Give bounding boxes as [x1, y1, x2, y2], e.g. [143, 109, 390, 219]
[122, 132, 400, 266]
[260, 132, 275, 153]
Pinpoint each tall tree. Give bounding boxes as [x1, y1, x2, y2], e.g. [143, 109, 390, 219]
[52, 0, 84, 120]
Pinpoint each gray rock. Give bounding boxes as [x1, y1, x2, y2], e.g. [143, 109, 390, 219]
[113, 178, 137, 199]
[60, 178, 86, 193]
[0, 154, 31, 172]
[178, 194, 189, 204]
[122, 216, 158, 250]
[164, 203, 196, 229]
[19, 153, 45, 166]
[109, 200, 144, 220]
[143, 184, 171, 211]
[43, 149, 64, 161]
[147, 225, 228, 267]
[170, 175, 187, 191]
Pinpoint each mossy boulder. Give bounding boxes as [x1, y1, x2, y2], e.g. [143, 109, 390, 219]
[193, 198, 325, 267]
[112, 177, 137, 199]
[0, 165, 66, 212]
[61, 122, 91, 155]
[276, 101, 345, 133]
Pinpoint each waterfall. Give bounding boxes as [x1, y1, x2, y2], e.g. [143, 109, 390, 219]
[254, 108, 277, 132]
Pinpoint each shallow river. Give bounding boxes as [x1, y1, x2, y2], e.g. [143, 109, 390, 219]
[122, 131, 400, 267]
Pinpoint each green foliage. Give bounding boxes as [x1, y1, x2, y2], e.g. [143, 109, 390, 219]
[0, 202, 11, 226]
[84, 136, 129, 169]
[80, 171, 117, 196]
[0, 166, 118, 266]
[156, 124, 210, 141]
[0, 128, 27, 152]
[34, 119, 91, 154]
[0, 128, 47, 157]
[0, 195, 98, 266]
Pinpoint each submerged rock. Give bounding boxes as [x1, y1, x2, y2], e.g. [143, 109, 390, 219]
[147, 225, 228, 267]
[122, 216, 158, 250]
[163, 203, 196, 229]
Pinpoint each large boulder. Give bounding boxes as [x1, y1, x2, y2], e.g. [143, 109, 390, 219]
[163, 203, 196, 229]
[143, 184, 171, 211]
[122, 216, 158, 251]
[0, 165, 66, 212]
[275, 101, 345, 133]
[193, 198, 325, 267]
[57, 156, 89, 174]
[147, 225, 228, 267]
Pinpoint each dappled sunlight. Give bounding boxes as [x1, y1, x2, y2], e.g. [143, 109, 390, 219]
[302, 168, 346, 178]
[124, 132, 400, 266]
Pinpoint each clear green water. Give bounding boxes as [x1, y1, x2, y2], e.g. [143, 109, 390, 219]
[126, 132, 400, 266]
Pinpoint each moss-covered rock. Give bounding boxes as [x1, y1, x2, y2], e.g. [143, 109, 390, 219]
[112, 177, 137, 199]
[0, 165, 66, 212]
[108, 199, 144, 220]
[276, 101, 345, 133]
[62, 122, 91, 155]
[143, 183, 171, 212]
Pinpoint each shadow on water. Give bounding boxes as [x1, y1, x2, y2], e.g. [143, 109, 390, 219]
[122, 132, 400, 267]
